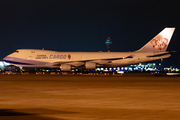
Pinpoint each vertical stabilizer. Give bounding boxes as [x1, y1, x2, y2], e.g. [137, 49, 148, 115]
[138, 28, 175, 52]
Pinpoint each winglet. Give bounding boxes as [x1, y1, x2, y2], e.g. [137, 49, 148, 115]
[138, 28, 175, 52]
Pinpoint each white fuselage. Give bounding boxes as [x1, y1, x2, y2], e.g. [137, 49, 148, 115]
[3, 49, 170, 68]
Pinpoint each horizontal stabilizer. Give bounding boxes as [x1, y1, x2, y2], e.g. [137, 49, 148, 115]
[147, 51, 176, 57]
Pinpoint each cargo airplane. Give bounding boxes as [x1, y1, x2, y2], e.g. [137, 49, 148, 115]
[3, 28, 175, 71]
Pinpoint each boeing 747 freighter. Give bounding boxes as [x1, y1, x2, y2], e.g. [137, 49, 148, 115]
[3, 28, 175, 71]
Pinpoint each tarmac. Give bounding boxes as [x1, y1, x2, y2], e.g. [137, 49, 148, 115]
[0, 73, 180, 120]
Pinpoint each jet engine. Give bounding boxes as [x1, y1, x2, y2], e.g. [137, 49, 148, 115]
[85, 62, 96, 69]
[60, 64, 71, 71]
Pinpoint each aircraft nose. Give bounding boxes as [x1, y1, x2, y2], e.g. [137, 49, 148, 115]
[3, 56, 10, 61]
[3, 56, 8, 60]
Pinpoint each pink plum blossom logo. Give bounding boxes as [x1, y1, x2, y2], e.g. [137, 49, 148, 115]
[150, 34, 169, 50]
[68, 54, 71, 59]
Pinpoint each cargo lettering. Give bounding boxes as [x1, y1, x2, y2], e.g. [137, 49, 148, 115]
[49, 54, 67, 59]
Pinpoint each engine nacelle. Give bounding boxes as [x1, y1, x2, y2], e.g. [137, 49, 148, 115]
[60, 64, 71, 71]
[85, 62, 96, 69]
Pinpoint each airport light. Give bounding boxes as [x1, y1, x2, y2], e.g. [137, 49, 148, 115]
[0, 62, 3, 66]
[125, 67, 127, 70]
[117, 71, 124, 74]
[3, 62, 10, 66]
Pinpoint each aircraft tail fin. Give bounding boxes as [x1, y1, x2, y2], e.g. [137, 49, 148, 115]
[138, 28, 175, 52]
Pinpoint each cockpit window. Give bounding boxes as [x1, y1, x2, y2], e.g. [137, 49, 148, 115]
[15, 51, 19, 53]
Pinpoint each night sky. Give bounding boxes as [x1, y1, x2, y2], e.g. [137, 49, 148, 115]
[0, 0, 180, 67]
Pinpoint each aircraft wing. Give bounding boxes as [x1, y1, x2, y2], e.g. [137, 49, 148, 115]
[53, 55, 134, 66]
[53, 61, 84, 67]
